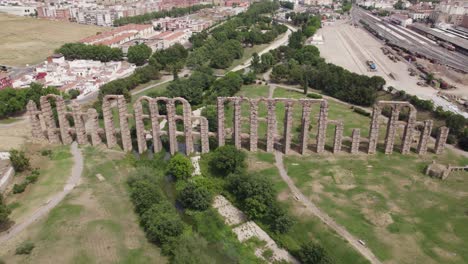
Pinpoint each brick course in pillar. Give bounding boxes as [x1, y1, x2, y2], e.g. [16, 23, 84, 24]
[316, 100, 328, 153]
[133, 99, 147, 154]
[332, 121, 344, 154]
[217, 98, 226, 147]
[72, 102, 87, 145]
[149, 99, 162, 153]
[117, 96, 132, 152]
[40, 96, 60, 144]
[400, 108, 417, 154]
[417, 120, 433, 155]
[178, 98, 193, 155]
[299, 101, 313, 154]
[55, 97, 72, 144]
[249, 100, 259, 152]
[351, 128, 360, 154]
[199, 116, 210, 153]
[435, 126, 449, 154]
[87, 108, 102, 146]
[233, 98, 242, 149]
[102, 98, 116, 148]
[26, 100, 45, 140]
[283, 100, 294, 154]
[266, 100, 276, 152]
[166, 99, 177, 155]
[368, 105, 382, 154]
[384, 106, 400, 154]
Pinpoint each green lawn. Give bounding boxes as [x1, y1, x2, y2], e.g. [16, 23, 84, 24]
[0, 117, 20, 125]
[0, 147, 166, 263]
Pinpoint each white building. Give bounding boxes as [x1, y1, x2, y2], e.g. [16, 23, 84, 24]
[0, 5, 36, 16]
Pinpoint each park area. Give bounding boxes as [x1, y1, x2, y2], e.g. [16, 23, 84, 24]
[0, 14, 104, 67]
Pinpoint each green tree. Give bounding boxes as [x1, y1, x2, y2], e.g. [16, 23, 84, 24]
[141, 202, 185, 245]
[178, 183, 212, 211]
[171, 233, 215, 264]
[9, 149, 30, 172]
[0, 193, 11, 226]
[127, 43, 152, 66]
[67, 89, 80, 99]
[210, 145, 246, 175]
[446, 114, 466, 135]
[167, 154, 193, 180]
[201, 105, 218, 132]
[129, 178, 163, 214]
[297, 242, 333, 264]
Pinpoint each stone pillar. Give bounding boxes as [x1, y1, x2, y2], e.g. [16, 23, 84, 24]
[316, 100, 328, 153]
[87, 108, 102, 146]
[166, 99, 177, 155]
[117, 96, 132, 152]
[149, 99, 162, 153]
[300, 101, 312, 155]
[179, 99, 193, 155]
[26, 100, 45, 140]
[102, 97, 116, 148]
[233, 98, 242, 149]
[435, 126, 449, 154]
[217, 97, 225, 147]
[40, 96, 60, 144]
[351, 128, 360, 154]
[266, 99, 276, 153]
[249, 100, 259, 152]
[368, 105, 382, 154]
[283, 100, 294, 154]
[133, 100, 147, 154]
[199, 116, 210, 153]
[417, 120, 433, 155]
[55, 97, 72, 145]
[400, 108, 417, 154]
[333, 121, 344, 154]
[384, 106, 400, 154]
[72, 102, 87, 145]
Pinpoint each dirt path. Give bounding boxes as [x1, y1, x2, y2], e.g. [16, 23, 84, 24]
[274, 151, 382, 264]
[0, 142, 84, 244]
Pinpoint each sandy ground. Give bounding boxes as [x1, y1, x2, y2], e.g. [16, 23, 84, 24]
[0, 118, 31, 151]
[0, 14, 105, 67]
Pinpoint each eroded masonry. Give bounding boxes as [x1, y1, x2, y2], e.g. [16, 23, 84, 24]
[26, 95, 449, 155]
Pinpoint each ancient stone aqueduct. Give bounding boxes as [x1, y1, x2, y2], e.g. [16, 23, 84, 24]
[26, 94, 450, 156]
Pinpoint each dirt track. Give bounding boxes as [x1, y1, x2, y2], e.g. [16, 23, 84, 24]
[274, 151, 383, 264]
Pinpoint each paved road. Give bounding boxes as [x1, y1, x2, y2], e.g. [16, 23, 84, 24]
[0, 142, 83, 244]
[273, 152, 382, 264]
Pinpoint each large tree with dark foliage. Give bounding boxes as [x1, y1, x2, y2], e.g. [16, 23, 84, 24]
[127, 43, 152, 66]
[56, 43, 123, 62]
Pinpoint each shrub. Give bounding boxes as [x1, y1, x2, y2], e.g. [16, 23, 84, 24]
[26, 174, 39, 184]
[353, 107, 371, 117]
[9, 150, 30, 172]
[41, 149, 52, 157]
[167, 154, 193, 180]
[141, 202, 185, 245]
[178, 183, 212, 211]
[297, 242, 333, 264]
[306, 93, 323, 99]
[68, 89, 80, 99]
[15, 241, 35, 255]
[0, 193, 11, 225]
[13, 182, 28, 194]
[210, 145, 246, 175]
[129, 178, 163, 215]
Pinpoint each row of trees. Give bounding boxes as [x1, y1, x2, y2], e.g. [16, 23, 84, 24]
[56, 43, 123, 62]
[0, 83, 60, 119]
[113, 4, 212, 26]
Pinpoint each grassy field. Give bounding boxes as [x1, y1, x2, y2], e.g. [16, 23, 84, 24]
[0, 147, 165, 263]
[0, 14, 105, 66]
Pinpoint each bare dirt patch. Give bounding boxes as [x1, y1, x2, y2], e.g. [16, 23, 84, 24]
[361, 208, 393, 227]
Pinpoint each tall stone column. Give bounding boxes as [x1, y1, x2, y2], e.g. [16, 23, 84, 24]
[149, 99, 162, 153]
[400, 108, 417, 154]
[283, 100, 294, 154]
[178, 99, 193, 155]
[333, 121, 344, 154]
[368, 105, 382, 154]
[384, 106, 400, 154]
[40, 96, 60, 144]
[233, 98, 242, 149]
[217, 97, 225, 147]
[102, 97, 116, 148]
[417, 120, 433, 155]
[87, 108, 102, 146]
[266, 99, 277, 153]
[55, 97, 72, 144]
[72, 102, 87, 145]
[351, 128, 360, 154]
[117, 96, 132, 152]
[300, 101, 312, 155]
[249, 100, 259, 152]
[26, 100, 45, 140]
[316, 100, 328, 153]
[199, 116, 210, 153]
[166, 99, 177, 155]
[133, 100, 147, 154]
[435, 126, 449, 154]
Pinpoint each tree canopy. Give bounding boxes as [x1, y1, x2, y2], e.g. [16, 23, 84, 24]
[56, 43, 123, 62]
[167, 154, 193, 180]
[127, 43, 152, 66]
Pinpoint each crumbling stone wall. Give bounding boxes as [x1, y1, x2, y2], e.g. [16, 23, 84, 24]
[26, 95, 448, 156]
